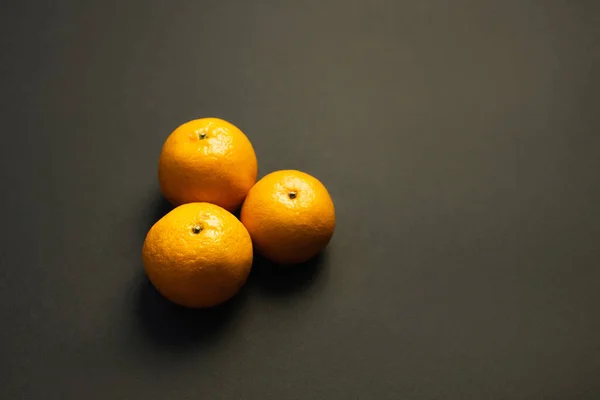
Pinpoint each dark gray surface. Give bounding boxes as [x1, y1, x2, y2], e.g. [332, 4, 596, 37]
[1, 1, 599, 399]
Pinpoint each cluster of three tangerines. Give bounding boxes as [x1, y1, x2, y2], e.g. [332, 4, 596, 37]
[142, 118, 335, 308]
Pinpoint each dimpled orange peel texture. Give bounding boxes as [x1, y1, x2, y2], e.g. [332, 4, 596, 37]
[241, 170, 335, 264]
[142, 202, 253, 308]
[158, 118, 258, 211]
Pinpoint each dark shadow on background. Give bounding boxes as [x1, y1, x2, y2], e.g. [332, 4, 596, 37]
[248, 252, 327, 298]
[140, 193, 173, 237]
[133, 272, 246, 349]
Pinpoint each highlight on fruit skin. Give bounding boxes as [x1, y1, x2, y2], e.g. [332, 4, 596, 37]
[240, 170, 335, 265]
[158, 117, 258, 212]
[142, 202, 253, 308]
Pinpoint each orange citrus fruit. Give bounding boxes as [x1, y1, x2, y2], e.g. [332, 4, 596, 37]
[158, 118, 258, 211]
[142, 202, 253, 308]
[240, 170, 335, 264]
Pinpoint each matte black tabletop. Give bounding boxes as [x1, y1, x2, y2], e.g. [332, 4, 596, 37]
[1, 1, 599, 399]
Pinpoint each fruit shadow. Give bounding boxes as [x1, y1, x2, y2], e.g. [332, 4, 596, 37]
[138, 192, 173, 239]
[133, 271, 246, 349]
[248, 251, 327, 299]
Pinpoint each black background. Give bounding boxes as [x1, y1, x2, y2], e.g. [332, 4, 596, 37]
[1, 1, 599, 399]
